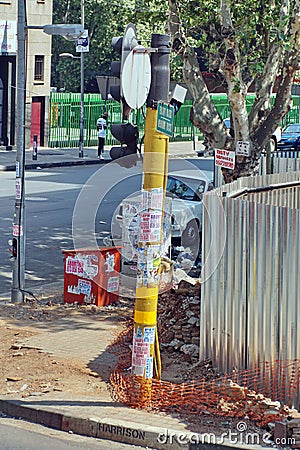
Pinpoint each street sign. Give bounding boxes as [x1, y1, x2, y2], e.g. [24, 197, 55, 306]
[76, 30, 89, 52]
[0, 20, 17, 54]
[215, 148, 236, 169]
[156, 101, 175, 137]
[122, 46, 151, 109]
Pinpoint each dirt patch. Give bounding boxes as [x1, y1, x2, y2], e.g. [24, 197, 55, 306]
[0, 293, 132, 399]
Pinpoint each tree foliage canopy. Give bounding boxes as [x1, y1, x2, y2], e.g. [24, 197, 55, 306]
[167, 0, 300, 180]
[51, 0, 167, 91]
[52, 0, 300, 180]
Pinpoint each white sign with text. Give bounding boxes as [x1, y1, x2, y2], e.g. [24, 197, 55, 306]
[0, 20, 17, 54]
[236, 141, 250, 156]
[215, 149, 236, 170]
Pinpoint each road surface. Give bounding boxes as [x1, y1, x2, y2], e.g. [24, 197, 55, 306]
[0, 416, 144, 449]
[0, 158, 213, 297]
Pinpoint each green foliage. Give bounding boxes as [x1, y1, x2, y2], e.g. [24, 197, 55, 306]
[51, 0, 296, 108]
[175, 0, 290, 83]
[51, 0, 168, 92]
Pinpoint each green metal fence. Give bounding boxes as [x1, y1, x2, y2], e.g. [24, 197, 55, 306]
[48, 92, 196, 148]
[48, 92, 300, 148]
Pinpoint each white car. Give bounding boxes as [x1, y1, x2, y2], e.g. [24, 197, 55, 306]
[166, 170, 214, 248]
[107, 170, 214, 255]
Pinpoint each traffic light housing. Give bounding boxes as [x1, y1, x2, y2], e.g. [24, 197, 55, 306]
[110, 123, 139, 168]
[110, 24, 138, 120]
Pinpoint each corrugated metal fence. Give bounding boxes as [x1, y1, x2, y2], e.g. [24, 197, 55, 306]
[200, 171, 300, 404]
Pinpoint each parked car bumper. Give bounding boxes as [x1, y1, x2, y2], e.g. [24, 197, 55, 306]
[277, 143, 297, 150]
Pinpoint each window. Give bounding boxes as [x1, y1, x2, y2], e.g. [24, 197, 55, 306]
[34, 55, 44, 81]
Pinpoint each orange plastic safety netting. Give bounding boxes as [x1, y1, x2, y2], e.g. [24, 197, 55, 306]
[108, 320, 300, 427]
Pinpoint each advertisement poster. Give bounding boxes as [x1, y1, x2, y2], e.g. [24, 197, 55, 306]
[215, 149, 236, 169]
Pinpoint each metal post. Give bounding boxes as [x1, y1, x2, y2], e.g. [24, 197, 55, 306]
[132, 34, 170, 406]
[32, 134, 38, 160]
[12, 0, 26, 302]
[104, 76, 109, 111]
[78, 0, 84, 158]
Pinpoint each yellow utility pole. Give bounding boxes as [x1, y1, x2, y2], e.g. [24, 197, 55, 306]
[131, 35, 171, 406]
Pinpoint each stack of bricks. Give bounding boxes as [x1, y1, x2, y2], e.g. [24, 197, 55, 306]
[172, 298, 200, 345]
[158, 282, 201, 353]
[289, 419, 300, 449]
[274, 418, 300, 448]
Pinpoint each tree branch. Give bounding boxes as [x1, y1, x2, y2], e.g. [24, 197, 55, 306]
[249, 0, 290, 133]
[253, 0, 300, 148]
[167, 0, 229, 149]
[63, 0, 71, 23]
[219, 0, 249, 141]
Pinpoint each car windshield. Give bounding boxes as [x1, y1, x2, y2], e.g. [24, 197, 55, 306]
[166, 176, 206, 201]
[284, 124, 300, 133]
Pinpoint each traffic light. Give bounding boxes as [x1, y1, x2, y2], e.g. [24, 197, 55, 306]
[110, 123, 139, 168]
[110, 24, 138, 120]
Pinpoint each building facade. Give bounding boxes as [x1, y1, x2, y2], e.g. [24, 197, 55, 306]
[0, 0, 52, 149]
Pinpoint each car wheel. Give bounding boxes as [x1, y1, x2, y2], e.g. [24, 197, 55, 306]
[182, 219, 200, 255]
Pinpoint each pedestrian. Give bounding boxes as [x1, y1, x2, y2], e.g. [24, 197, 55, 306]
[97, 111, 108, 159]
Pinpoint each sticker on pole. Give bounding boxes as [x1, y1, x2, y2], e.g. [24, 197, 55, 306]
[215, 149, 236, 170]
[76, 30, 89, 52]
[16, 179, 21, 200]
[236, 141, 250, 156]
[13, 224, 23, 236]
[156, 101, 174, 137]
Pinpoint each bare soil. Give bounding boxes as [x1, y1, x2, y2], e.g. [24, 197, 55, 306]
[0, 293, 135, 398]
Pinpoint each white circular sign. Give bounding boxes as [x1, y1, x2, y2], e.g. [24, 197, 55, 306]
[121, 46, 151, 109]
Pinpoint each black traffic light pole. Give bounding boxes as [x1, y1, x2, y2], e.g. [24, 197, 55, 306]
[109, 24, 139, 166]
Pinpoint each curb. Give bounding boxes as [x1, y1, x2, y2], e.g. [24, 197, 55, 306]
[0, 399, 275, 450]
[0, 152, 199, 172]
[0, 399, 185, 450]
[0, 159, 107, 172]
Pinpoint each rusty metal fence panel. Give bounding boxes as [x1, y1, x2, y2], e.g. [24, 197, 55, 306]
[200, 171, 300, 404]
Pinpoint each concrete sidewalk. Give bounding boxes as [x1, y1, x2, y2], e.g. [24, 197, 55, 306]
[0, 141, 200, 172]
[0, 308, 188, 450]
[0, 292, 276, 450]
